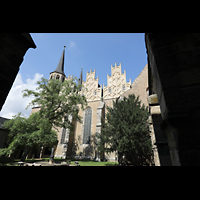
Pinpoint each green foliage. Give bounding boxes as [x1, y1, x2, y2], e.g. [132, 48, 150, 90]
[1, 112, 57, 158]
[23, 77, 87, 130]
[97, 94, 153, 166]
[1, 77, 87, 161]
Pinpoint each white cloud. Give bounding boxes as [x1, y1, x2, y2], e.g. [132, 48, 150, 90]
[0, 73, 43, 119]
[67, 40, 81, 58]
[68, 40, 77, 50]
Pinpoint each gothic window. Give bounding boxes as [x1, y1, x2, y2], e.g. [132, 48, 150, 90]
[60, 128, 66, 144]
[94, 91, 97, 95]
[109, 88, 111, 93]
[50, 75, 53, 79]
[83, 107, 92, 144]
[56, 75, 60, 79]
[123, 85, 125, 91]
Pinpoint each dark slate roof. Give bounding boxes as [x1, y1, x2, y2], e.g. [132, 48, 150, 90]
[51, 47, 66, 76]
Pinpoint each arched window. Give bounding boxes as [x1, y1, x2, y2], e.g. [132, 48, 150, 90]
[83, 107, 92, 144]
[56, 75, 60, 80]
[60, 128, 66, 144]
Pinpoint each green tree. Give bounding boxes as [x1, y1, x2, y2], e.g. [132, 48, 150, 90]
[97, 94, 153, 166]
[1, 77, 87, 161]
[23, 77, 87, 132]
[1, 112, 57, 161]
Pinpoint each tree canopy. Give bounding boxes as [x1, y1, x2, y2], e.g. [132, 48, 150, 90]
[1, 77, 87, 161]
[97, 94, 153, 166]
[23, 77, 87, 131]
[1, 112, 57, 160]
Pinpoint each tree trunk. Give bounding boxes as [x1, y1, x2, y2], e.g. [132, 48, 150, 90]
[39, 146, 44, 158]
[20, 147, 30, 162]
[118, 152, 123, 165]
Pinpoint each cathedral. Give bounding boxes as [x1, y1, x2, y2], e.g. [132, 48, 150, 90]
[31, 47, 149, 161]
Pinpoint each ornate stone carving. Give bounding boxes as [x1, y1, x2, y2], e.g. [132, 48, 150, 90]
[103, 63, 131, 100]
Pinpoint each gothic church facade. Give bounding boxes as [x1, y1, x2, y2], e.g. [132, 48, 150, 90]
[31, 47, 148, 161]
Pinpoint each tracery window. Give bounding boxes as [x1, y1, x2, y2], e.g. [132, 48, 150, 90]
[60, 128, 66, 144]
[83, 107, 92, 144]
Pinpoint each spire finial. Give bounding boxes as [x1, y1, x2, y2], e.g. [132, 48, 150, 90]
[78, 67, 83, 91]
[64, 46, 66, 49]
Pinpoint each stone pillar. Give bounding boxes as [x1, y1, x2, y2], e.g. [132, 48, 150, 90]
[145, 33, 200, 165]
[95, 100, 105, 161]
[148, 94, 172, 166]
[161, 122, 181, 166]
[149, 116, 160, 166]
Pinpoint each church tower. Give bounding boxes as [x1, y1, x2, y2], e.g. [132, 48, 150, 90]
[49, 46, 66, 82]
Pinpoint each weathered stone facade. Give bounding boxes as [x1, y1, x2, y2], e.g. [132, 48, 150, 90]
[71, 63, 132, 161]
[103, 63, 131, 100]
[145, 33, 200, 166]
[31, 50, 140, 160]
[30, 48, 151, 162]
[120, 64, 148, 106]
[80, 69, 102, 102]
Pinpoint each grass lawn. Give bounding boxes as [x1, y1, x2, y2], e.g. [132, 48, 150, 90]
[72, 161, 119, 166]
[53, 158, 119, 166]
[1, 158, 119, 166]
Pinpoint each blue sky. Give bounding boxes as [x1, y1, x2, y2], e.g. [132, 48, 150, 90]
[22, 33, 147, 85]
[0, 33, 147, 118]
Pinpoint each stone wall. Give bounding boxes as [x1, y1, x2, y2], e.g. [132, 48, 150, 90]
[121, 64, 148, 107]
[145, 33, 200, 165]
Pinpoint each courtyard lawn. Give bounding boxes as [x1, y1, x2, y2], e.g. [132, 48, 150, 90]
[0, 158, 119, 166]
[73, 160, 119, 166]
[53, 158, 119, 166]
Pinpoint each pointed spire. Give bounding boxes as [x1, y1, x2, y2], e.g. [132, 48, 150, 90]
[78, 67, 83, 91]
[53, 46, 66, 76]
